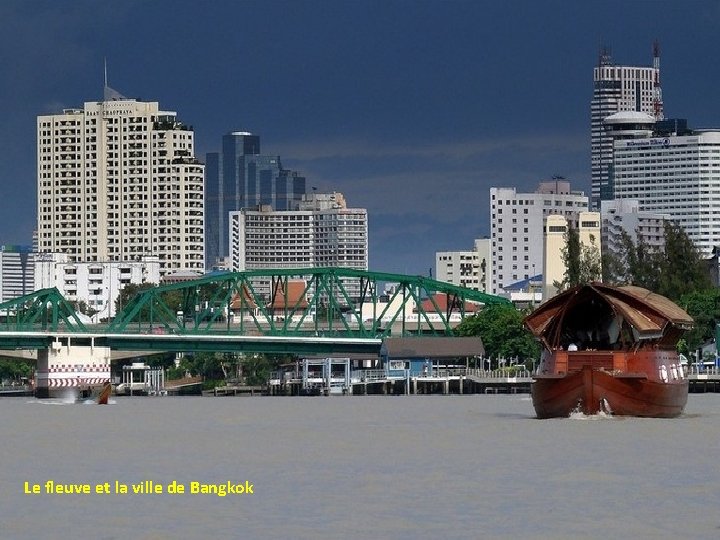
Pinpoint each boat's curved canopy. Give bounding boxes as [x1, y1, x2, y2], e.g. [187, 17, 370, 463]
[524, 283, 693, 351]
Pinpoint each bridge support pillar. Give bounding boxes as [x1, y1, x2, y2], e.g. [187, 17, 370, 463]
[34, 342, 112, 399]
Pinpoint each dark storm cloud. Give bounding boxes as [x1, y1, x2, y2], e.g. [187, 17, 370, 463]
[1, 1, 719, 273]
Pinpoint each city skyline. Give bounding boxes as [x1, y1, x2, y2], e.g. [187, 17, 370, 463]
[1, 1, 719, 275]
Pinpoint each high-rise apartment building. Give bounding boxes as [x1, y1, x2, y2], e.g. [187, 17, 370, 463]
[490, 179, 588, 295]
[591, 44, 663, 208]
[229, 192, 367, 299]
[205, 131, 306, 269]
[229, 192, 367, 272]
[36, 88, 204, 276]
[435, 238, 490, 292]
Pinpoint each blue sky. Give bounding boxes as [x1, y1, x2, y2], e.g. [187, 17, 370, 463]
[1, 0, 719, 275]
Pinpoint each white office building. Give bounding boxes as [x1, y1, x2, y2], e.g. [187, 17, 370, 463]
[34, 253, 160, 321]
[229, 192, 367, 299]
[230, 192, 367, 272]
[611, 130, 720, 257]
[36, 87, 204, 276]
[591, 45, 663, 208]
[490, 180, 589, 295]
[435, 238, 490, 292]
[600, 199, 669, 258]
[0, 246, 35, 302]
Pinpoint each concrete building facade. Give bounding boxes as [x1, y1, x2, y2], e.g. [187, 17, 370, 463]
[34, 253, 160, 321]
[0, 245, 35, 302]
[228, 192, 367, 301]
[490, 180, 589, 295]
[435, 238, 491, 292]
[600, 199, 669, 260]
[611, 130, 720, 257]
[205, 131, 306, 269]
[591, 46, 662, 208]
[542, 211, 602, 300]
[37, 88, 204, 276]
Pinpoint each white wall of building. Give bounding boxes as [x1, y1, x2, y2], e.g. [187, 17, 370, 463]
[542, 212, 602, 301]
[591, 54, 661, 207]
[34, 254, 160, 321]
[490, 181, 588, 295]
[229, 192, 368, 301]
[435, 238, 490, 292]
[0, 247, 35, 302]
[37, 97, 204, 276]
[612, 130, 720, 257]
[601, 199, 668, 258]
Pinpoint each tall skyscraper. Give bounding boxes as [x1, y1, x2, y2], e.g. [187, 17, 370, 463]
[36, 86, 205, 276]
[205, 132, 306, 268]
[591, 44, 663, 208]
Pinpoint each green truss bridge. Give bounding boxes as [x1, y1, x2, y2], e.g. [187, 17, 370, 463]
[0, 267, 509, 355]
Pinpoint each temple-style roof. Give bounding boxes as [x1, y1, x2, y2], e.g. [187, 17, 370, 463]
[266, 280, 309, 310]
[524, 283, 693, 350]
[416, 293, 480, 314]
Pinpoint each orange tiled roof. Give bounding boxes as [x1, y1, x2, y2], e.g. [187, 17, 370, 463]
[230, 285, 257, 310]
[417, 293, 480, 314]
[267, 280, 309, 310]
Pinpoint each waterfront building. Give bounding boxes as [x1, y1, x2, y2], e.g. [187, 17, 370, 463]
[542, 211, 601, 300]
[34, 253, 160, 321]
[435, 238, 490, 292]
[611, 129, 720, 257]
[490, 179, 588, 296]
[591, 44, 663, 208]
[205, 131, 306, 269]
[0, 245, 35, 302]
[229, 192, 367, 299]
[36, 86, 204, 277]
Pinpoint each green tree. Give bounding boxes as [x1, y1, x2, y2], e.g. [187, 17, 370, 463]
[0, 357, 33, 382]
[454, 304, 540, 365]
[656, 222, 711, 300]
[602, 222, 710, 301]
[555, 225, 602, 292]
[678, 288, 720, 352]
[114, 282, 156, 318]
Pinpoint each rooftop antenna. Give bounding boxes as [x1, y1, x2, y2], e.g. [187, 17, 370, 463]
[652, 40, 664, 120]
[102, 59, 128, 101]
[598, 41, 612, 67]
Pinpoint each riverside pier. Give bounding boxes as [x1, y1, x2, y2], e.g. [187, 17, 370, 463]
[268, 361, 533, 396]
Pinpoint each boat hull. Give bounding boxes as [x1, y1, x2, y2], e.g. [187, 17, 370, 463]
[532, 365, 688, 418]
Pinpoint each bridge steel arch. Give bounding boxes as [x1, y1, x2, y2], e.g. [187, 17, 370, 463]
[0, 288, 88, 333]
[108, 267, 509, 338]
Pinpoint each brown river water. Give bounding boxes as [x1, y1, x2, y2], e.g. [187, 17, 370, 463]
[1, 394, 718, 539]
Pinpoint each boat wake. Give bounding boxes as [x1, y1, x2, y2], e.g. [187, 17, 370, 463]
[568, 401, 613, 420]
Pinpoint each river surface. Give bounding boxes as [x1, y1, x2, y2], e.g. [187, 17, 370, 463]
[1, 393, 718, 539]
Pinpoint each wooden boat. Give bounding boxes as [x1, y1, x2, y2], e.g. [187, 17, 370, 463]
[524, 283, 693, 418]
[96, 381, 112, 405]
